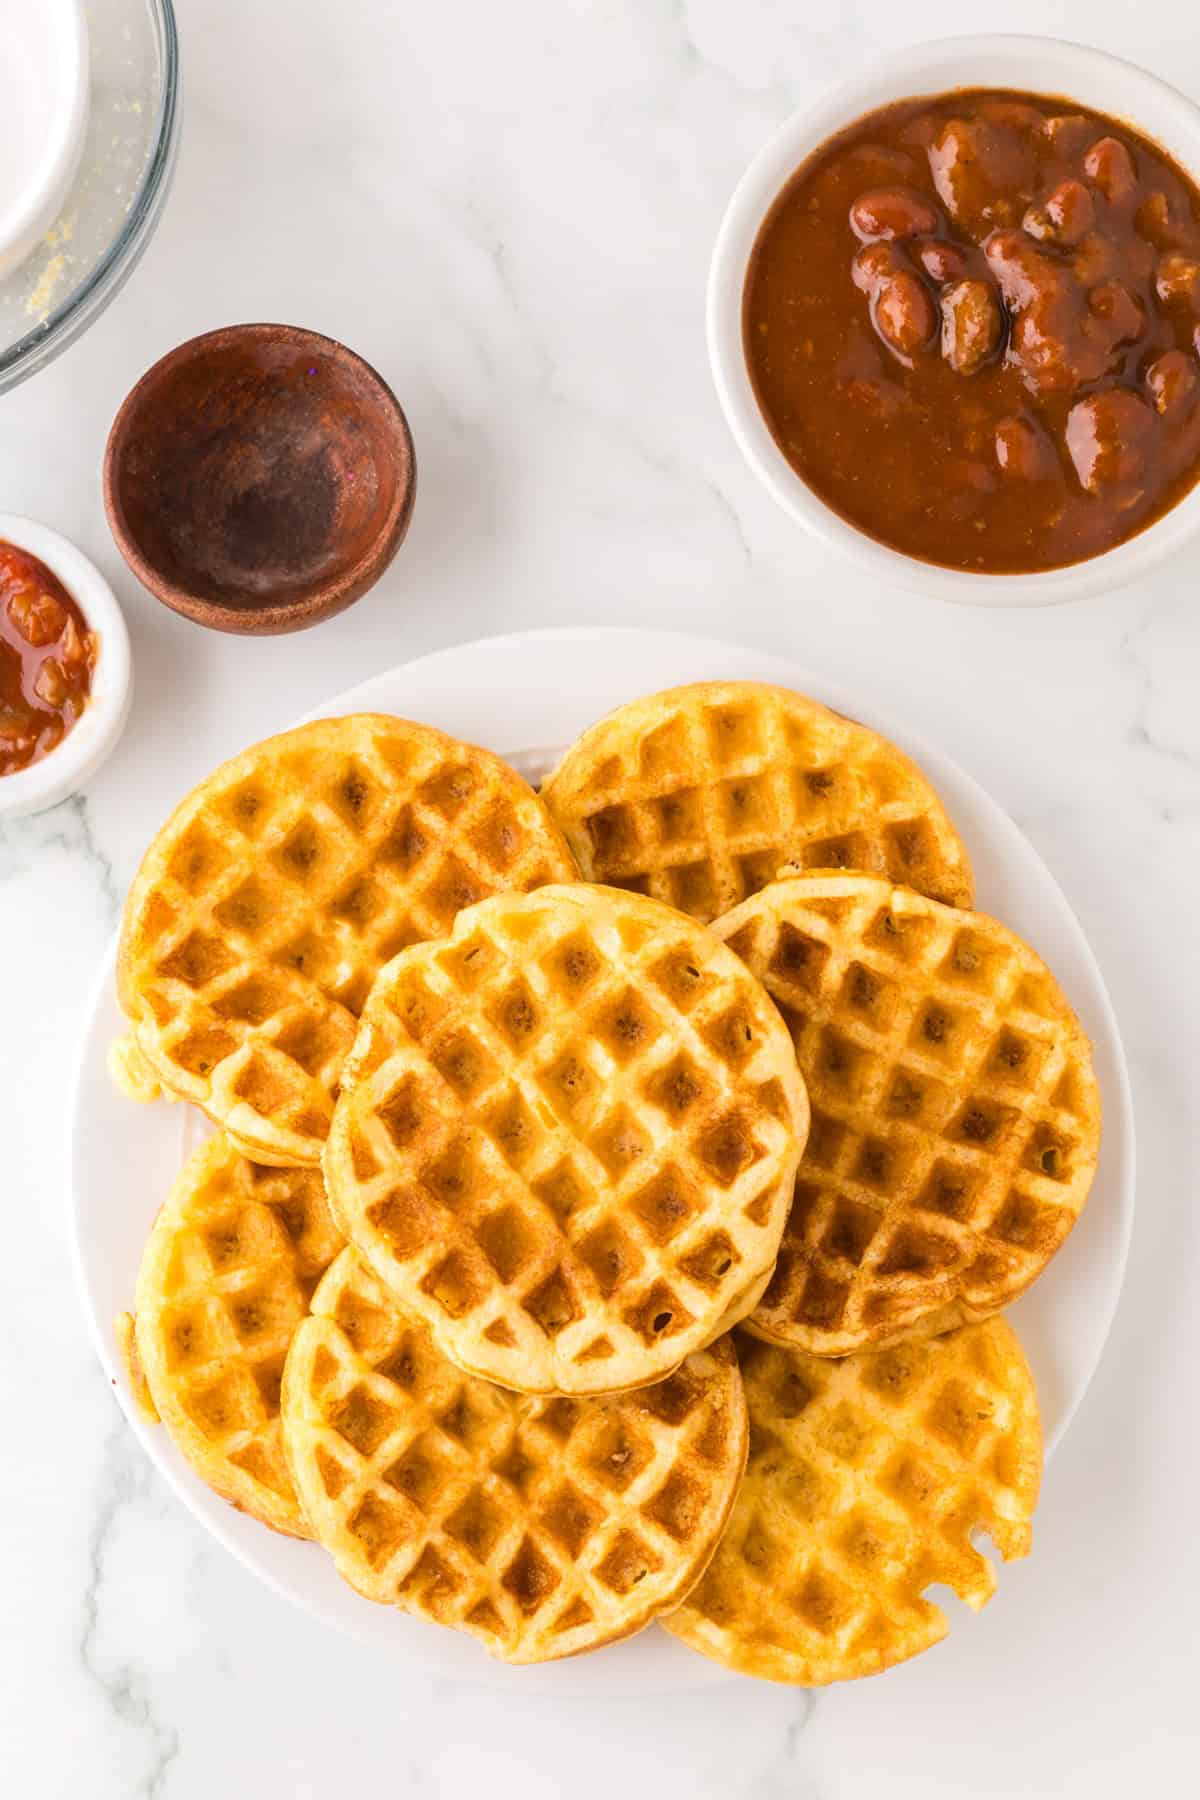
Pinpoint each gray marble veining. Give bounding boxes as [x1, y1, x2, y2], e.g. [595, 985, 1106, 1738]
[2, 2, 1198, 1795]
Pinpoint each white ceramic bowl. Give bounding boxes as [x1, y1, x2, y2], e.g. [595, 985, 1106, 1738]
[709, 33, 1200, 607]
[0, 0, 89, 280]
[0, 514, 132, 820]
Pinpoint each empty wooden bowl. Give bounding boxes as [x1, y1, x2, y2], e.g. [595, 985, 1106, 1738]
[103, 323, 416, 634]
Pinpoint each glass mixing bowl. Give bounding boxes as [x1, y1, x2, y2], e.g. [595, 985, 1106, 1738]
[0, 0, 180, 395]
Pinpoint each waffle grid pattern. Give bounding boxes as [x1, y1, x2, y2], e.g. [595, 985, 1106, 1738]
[282, 1251, 748, 1663]
[664, 1320, 1041, 1684]
[118, 717, 576, 1165]
[130, 1135, 344, 1537]
[541, 683, 974, 923]
[715, 874, 1101, 1354]
[326, 884, 808, 1393]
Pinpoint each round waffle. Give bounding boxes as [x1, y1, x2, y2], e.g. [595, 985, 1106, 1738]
[664, 1318, 1041, 1684]
[541, 682, 973, 923]
[122, 1134, 344, 1538]
[714, 873, 1101, 1355]
[324, 883, 809, 1394]
[116, 715, 576, 1167]
[281, 1249, 748, 1663]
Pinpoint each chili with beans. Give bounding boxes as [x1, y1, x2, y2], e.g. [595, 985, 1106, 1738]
[745, 90, 1200, 573]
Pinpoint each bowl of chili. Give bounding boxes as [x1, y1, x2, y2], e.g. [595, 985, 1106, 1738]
[709, 34, 1200, 604]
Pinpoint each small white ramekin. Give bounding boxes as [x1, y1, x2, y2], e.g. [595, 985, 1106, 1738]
[0, 514, 132, 820]
[0, 0, 90, 280]
[709, 34, 1200, 607]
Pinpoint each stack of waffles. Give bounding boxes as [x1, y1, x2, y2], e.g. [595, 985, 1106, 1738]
[115, 684, 1099, 1682]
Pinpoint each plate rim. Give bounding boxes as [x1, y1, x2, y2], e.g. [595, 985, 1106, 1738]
[67, 624, 1136, 1690]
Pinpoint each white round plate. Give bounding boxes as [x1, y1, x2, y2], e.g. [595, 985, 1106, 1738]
[69, 628, 1135, 1695]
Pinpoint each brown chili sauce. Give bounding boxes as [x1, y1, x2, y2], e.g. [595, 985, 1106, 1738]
[745, 90, 1200, 573]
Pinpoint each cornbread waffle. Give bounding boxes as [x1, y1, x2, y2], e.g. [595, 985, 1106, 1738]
[714, 874, 1101, 1354]
[664, 1319, 1041, 1684]
[122, 1134, 344, 1537]
[116, 716, 576, 1167]
[324, 883, 809, 1394]
[281, 1249, 748, 1663]
[541, 683, 973, 923]
[71, 636, 1135, 1687]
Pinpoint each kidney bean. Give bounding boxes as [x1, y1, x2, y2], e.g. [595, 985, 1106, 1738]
[987, 229, 1132, 392]
[874, 272, 938, 356]
[849, 187, 939, 241]
[1156, 251, 1200, 305]
[1084, 137, 1138, 203]
[929, 118, 1036, 235]
[1023, 179, 1095, 246]
[914, 238, 968, 283]
[1065, 387, 1156, 492]
[985, 229, 1051, 306]
[1136, 191, 1174, 249]
[1145, 348, 1199, 415]
[850, 242, 938, 360]
[1039, 114, 1091, 155]
[851, 241, 903, 292]
[940, 279, 1004, 374]
[995, 414, 1059, 481]
[986, 232, 1082, 386]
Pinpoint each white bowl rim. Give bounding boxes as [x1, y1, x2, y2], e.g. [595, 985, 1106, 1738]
[0, 0, 90, 274]
[708, 32, 1200, 607]
[0, 512, 133, 819]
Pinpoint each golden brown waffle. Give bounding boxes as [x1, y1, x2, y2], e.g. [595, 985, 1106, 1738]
[324, 883, 808, 1394]
[541, 683, 973, 923]
[117, 716, 576, 1167]
[714, 873, 1101, 1354]
[282, 1249, 748, 1662]
[123, 1134, 344, 1537]
[664, 1319, 1041, 1684]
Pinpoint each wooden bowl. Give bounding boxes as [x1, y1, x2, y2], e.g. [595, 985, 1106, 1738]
[103, 323, 416, 634]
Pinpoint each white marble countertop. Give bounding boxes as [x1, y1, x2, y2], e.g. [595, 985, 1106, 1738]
[2, 1, 1197, 1793]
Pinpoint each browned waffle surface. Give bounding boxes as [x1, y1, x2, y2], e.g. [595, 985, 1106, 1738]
[714, 874, 1101, 1354]
[281, 1250, 748, 1662]
[324, 884, 809, 1393]
[127, 1134, 344, 1537]
[541, 683, 973, 922]
[117, 716, 576, 1166]
[664, 1320, 1041, 1684]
